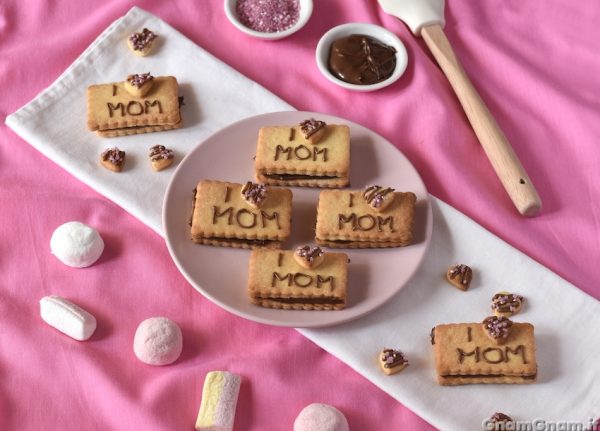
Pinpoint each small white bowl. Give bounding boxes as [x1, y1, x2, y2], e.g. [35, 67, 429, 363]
[316, 23, 408, 91]
[224, 0, 313, 40]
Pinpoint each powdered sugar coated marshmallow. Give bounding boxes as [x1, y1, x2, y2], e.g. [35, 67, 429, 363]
[40, 295, 97, 341]
[294, 403, 349, 431]
[195, 371, 241, 431]
[133, 317, 183, 366]
[50, 221, 104, 268]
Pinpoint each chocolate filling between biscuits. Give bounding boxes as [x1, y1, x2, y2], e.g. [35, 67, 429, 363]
[325, 239, 403, 245]
[441, 373, 537, 379]
[99, 120, 182, 133]
[189, 188, 197, 227]
[260, 297, 345, 305]
[197, 237, 279, 246]
[264, 173, 341, 180]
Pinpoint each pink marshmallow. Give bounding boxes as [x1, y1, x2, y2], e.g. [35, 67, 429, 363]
[294, 403, 349, 431]
[133, 317, 182, 366]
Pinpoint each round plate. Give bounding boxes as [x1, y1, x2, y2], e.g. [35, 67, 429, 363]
[163, 111, 432, 327]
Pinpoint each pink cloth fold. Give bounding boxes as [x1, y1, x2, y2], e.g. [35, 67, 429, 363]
[1, 1, 598, 430]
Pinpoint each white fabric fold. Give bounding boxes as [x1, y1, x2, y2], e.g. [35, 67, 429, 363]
[6, 6, 291, 234]
[6, 7, 599, 430]
[300, 198, 600, 428]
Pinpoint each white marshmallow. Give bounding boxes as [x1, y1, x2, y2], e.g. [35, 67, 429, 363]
[133, 317, 183, 366]
[50, 221, 104, 268]
[40, 295, 97, 341]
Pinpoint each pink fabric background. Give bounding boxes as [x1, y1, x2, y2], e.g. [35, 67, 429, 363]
[1, 0, 598, 429]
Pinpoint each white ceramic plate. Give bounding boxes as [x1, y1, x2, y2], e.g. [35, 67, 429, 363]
[163, 111, 432, 327]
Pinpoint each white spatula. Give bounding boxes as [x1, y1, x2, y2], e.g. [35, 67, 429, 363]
[378, 0, 542, 217]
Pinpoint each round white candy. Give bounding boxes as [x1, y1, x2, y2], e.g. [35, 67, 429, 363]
[294, 403, 349, 431]
[133, 317, 183, 366]
[50, 221, 104, 268]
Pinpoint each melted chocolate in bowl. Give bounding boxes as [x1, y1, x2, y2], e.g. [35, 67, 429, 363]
[328, 34, 397, 85]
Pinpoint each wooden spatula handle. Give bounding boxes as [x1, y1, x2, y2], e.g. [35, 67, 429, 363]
[421, 24, 542, 216]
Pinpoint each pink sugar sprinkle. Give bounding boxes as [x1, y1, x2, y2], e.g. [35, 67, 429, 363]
[236, 0, 300, 33]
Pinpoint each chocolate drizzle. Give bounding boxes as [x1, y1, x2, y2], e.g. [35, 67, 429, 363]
[380, 348, 408, 369]
[101, 147, 125, 165]
[492, 293, 524, 313]
[448, 264, 473, 287]
[149, 145, 173, 162]
[363, 185, 394, 209]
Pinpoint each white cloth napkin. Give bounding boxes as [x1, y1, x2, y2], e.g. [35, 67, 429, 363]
[7, 7, 599, 429]
[6, 6, 291, 234]
[301, 198, 600, 428]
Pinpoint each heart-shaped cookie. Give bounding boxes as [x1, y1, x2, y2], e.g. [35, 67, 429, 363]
[378, 348, 408, 375]
[100, 147, 126, 172]
[127, 28, 157, 56]
[489, 412, 514, 427]
[491, 291, 524, 317]
[482, 315, 513, 345]
[149, 145, 174, 172]
[299, 118, 326, 145]
[446, 264, 473, 291]
[363, 185, 395, 212]
[240, 181, 267, 209]
[294, 245, 325, 269]
[124, 73, 154, 97]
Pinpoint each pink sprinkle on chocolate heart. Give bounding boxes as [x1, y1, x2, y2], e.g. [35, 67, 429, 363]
[295, 245, 323, 263]
[129, 28, 157, 51]
[482, 315, 513, 342]
[241, 181, 267, 207]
